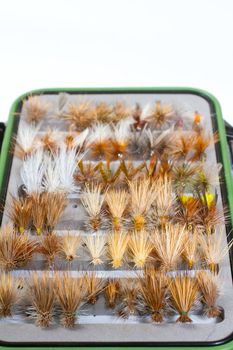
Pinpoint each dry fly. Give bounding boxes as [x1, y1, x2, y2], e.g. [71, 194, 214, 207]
[64, 102, 95, 130]
[128, 178, 157, 231]
[7, 196, 32, 234]
[169, 132, 195, 160]
[81, 183, 105, 231]
[111, 101, 131, 123]
[85, 234, 106, 265]
[105, 189, 128, 231]
[199, 202, 226, 234]
[196, 163, 222, 193]
[38, 232, 61, 266]
[128, 129, 149, 159]
[40, 129, 59, 153]
[176, 196, 201, 231]
[190, 132, 218, 161]
[83, 272, 104, 304]
[145, 101, 174, 129]
[14, 121, 40, 159]
[0, 272, 21, 317]
[20, 149, 44, 195]
[169, 274, 199, 323]
[118, 279, 138, 319]
[128, 230, 153, 268]
[131, 103, 148, 131]
[138, 268, 167, 323]
[108, 231, 129, 268]
[94, 102, 112, 123]
[88, 123, 112, 160]
[199, 229, 233, 274]
[64, 128, 89, 151]
[55, 273, 85, 328]
[153, 175, 174, 227]
[53, 145, 82, 193]
[0, 225, 38, 270]
[197, 270, 221, 318]
[59, 233, 81, 262]
[110, 120, 130, 160]
[104, 279, 120, 308]
[95, 160, 122, 189]
[44, 192, 67, 232]
[120, 160, 146, 182]
[23, 96, 50, 123]
[172, 162, 199, 194]
[75, 160, 100, 186]
[182, 230, 199, 269]
[193, 111, 202, 128]
[31, 193, 47, 235]
[28, 272, 55, 327]
[151, 224, 186, 272]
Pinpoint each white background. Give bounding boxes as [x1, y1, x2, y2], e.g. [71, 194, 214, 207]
[0, 0, 233, 124]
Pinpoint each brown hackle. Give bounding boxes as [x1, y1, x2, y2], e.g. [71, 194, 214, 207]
[0, 272, 21, 317]
[138, 268, 167, 323]
[145, 101, 174, 128]
[44, 192, 67, 232]
[63, 102, 95, 131]
[0, 225, 38, 270]
[83, 272, 104, 305]
[118, 279, 138, 319]
[104, 279, 120, 308]
[7, 196, 32, 234]
[28, 272, 55, 327]
[197, 270, 221, 318]
[23, 96, 50, 123]
[168, 274, 199, 323]
[38, 232, 61, 266]
[55, 273, 85, 328]
[31, 193, 47, 235]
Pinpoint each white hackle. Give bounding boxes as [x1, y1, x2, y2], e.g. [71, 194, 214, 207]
[199, 228, 233, 267]
[66, 128, 89, 149]
[81, 183, 105, 217]
[20, 149, 44, 194]
[145, 127, 173, 150]
[43, 155, 61, 193]
[53, 145, 83, 193]
[113, 120, 131, 144]
[16, 121, 41, 155]
[85, 233, 106, 265]
[88, 123, 112, 146]
[141, 103, 151, 120]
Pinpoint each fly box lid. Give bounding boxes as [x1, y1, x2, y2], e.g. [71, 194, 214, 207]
[0, 87, 232, 348]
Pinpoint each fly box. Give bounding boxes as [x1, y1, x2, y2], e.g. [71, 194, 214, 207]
[0, 87, 232, 348]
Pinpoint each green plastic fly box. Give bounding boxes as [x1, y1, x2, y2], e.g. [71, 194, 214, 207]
[0, 88, 232, 350]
